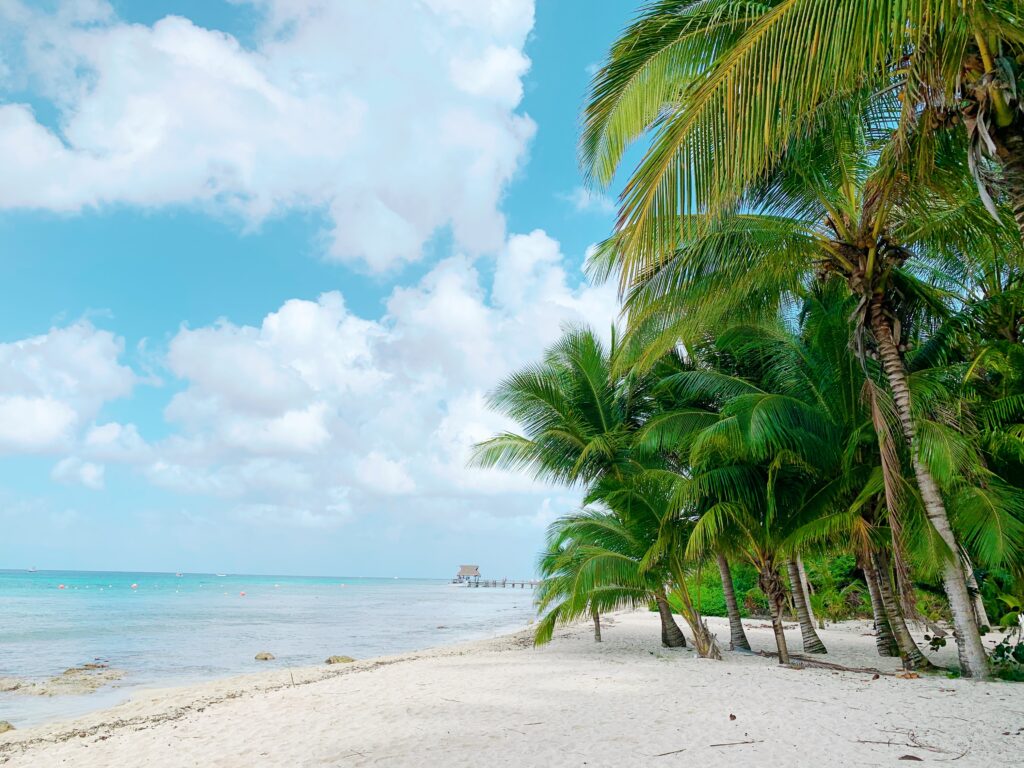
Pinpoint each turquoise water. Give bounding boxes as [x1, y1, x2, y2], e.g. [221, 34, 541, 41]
[0, 570, 537, 727]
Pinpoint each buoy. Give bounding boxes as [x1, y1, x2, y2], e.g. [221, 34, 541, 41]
[131, 583, 138, 589]
[240, 591, 246, 597]
[58, 584, 66, 589]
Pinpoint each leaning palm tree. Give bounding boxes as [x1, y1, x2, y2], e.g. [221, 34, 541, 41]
[535, 506, 686, 646]
[590, 472, 722, 657]
[472, 327, 717, 653]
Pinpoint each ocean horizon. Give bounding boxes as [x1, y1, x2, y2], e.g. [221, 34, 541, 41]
[0, 569, 537, 727]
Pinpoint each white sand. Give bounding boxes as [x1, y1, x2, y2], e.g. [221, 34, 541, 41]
[1, 612, 1022, 767]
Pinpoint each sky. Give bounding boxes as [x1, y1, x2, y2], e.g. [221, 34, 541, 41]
[0, 0, 637, 578]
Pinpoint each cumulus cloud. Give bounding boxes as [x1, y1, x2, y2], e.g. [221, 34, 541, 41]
[139, 230, 617, 527]
[0, 322, 135, 454]
[0, 0, 536, 271]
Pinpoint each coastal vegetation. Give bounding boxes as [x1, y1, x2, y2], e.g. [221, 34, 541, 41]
[474, 0, 1024, 680]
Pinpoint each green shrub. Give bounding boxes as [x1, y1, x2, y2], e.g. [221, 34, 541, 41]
[915, 588, 951, 623]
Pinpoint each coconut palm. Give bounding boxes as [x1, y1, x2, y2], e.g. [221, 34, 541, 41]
[472, 326, 718, 653]
[471, 327, 643, 488]
[588, 472, 721, 656]
[534, 504, 687, 647]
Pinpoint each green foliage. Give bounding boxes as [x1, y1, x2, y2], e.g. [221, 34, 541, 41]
[915, 589, 952, 624]
[995, 594, 1024, 628]
[480, 15, 1024, 665]
[741, 587, 770, 617]
[802, 554, 870, 622]
[991, 623, 1024, 681]
[660, 563, 762, 617]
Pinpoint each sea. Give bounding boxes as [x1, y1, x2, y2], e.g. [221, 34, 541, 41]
[0, 569, 538, 728]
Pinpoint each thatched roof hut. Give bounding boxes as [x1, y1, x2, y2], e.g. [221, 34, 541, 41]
[457, 565, 480, 578]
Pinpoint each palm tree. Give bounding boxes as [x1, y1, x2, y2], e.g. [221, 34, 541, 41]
[662, 285, 953, 665]
[787, 558, 827, 653]
[591, 472, 722, 656]
[534, 505, 686, 647]
[472, 327, 718, 654]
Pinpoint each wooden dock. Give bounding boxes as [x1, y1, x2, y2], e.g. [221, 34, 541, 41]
[454, 578, 536, 588]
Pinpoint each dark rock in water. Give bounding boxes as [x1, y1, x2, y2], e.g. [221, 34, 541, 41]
[254, 652, 275, 661]
[325, 655, 355, 665]
[0, 721, 14, 733]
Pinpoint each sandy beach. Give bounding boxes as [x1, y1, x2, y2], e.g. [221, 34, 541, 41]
[1, 611, 1021, 767]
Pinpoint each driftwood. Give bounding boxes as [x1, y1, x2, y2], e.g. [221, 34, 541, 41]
[756, 650, 897, 676]
[709, 740, 762, 747]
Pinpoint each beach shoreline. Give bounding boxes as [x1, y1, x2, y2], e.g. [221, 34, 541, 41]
[2, 611, 1022, 767]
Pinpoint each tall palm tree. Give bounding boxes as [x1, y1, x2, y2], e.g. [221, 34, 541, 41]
[663, 285, 955, 666]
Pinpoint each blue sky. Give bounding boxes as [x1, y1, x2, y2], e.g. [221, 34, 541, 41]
[0, 0, 635, 577]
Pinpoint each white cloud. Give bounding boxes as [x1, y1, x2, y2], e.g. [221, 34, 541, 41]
[450, 45, 531, 106]
[0, 396, 78, 453]
[83, 422, 148, 462]
[0, 0, 537, 271]
[51, 456, 105, 490]
[135, 230, 617, 526]
[2, 231, 609, 530]
[0, 322, 135, 454]
[561, 186, 616, 215]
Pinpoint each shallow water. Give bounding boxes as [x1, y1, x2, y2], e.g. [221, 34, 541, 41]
[0, 570, 537, 727]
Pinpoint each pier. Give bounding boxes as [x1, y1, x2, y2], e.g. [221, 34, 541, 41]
[452, 565, 535, 588]
[457, 578, 536, 588]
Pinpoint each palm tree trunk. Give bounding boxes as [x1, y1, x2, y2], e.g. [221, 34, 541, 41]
[716, 553, 751, 651]
[758, 564, 790, 665]
[668, 565, 721, 659]
[592, 609, 602, 642]
[872, 550, 933, 671]
[797, 555, 820, 628]
[868, 295, 989, 679]
[961, 553, 990, 628]
[861, 552, 899, 657]
[787, 559, 827, 653]
[655, 589, 686, 648]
